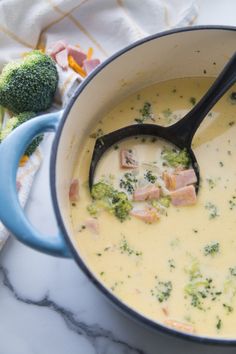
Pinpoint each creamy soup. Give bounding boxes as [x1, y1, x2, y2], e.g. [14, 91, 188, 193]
[70, 77, 236, 338]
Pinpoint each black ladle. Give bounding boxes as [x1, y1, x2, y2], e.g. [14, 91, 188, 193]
[89, 52, 236, 191]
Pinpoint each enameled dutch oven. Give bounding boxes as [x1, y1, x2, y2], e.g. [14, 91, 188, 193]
[0, 26, 236, 347]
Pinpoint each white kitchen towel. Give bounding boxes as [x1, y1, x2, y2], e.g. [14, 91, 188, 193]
[0, 0, 198, 250]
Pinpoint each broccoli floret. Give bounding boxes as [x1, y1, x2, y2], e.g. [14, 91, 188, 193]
[91, 183, 132, 222]
[0, 50, 58, 113]
[161, 147, 190, 168]
[91, 182, 114, 200]
[159, 196, 171, 208]
[111, 191, 127, 204]
[0, 112, 43, 156]
[204, 242, 219, 256]
[87, 203, 99, 217]
[151, 279, 173, 303]
[112, 191, 132, 222]
[113, 199, 132, 222]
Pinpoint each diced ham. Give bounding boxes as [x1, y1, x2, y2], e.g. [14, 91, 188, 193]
[85, 218, 99, 235]
[130, 207, 160, 223]
[69, 179, 79, 202]
[55, 48, 68, 70]
[163, 169, 197, 191]
[164, 319, 195, 333]
[162, 306, 169, 317]
[133, 185, 160, 201]
[120, 149, 138, 169]
[47, 40, 67, 59]
[67, 45, 87, 66]
[163, 172, 176, 190]
[170, 185, 197, 206]
[83, 58, 100, 75]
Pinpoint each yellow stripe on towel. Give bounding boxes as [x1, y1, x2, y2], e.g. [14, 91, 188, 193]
[47, 0, 108, 57]
[0, 24, 34, 49]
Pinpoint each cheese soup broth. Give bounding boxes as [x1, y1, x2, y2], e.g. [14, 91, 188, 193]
[70, 77, 236, 337]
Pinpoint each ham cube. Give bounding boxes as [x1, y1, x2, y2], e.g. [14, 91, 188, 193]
[69, 179, 79, 202]
[67, 45, 87, 66]
[133, 185, 160, 201]
[164, 169, 197, 190]
[120, 149, 138, 169]
[83, 59, 100, 75]
[163, 172, 176, 190]
[55, 48, 68, 70]
[170, 185, 197, 206]
[130, 207, 160, 223]
[48, 40, 67, 59]
[85, 218, 99, 235]
[164, 319, 195, 333]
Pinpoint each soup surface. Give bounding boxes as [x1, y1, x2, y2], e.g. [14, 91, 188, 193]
[70, 77, 236, 338]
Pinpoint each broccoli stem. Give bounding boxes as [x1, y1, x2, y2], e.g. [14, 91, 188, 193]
[0, 111, 43, 156]
[0, 105, 4, 131]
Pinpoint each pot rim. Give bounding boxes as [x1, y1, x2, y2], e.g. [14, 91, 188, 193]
[50, 25, 236, 345]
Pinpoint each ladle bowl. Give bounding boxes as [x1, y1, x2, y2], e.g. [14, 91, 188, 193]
[89, 52, 236, 192]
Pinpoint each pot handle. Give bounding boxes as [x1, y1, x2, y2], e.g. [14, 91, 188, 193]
[0, 111, 71, 258]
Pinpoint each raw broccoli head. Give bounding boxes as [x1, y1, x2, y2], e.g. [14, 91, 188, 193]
[0, 50, 58, 113]
[91, 182, 132, 222]
[0, 112, 43, 156]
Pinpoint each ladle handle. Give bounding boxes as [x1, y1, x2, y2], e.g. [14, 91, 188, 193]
[168, 52, 236, 147]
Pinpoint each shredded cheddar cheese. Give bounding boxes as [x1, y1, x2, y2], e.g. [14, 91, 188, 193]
[87, 47, 93, 60]
[68, 55, 86, 77]
[19, 155, 29, 167]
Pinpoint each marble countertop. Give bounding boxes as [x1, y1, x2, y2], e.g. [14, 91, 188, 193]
[1, 2, 236, 353]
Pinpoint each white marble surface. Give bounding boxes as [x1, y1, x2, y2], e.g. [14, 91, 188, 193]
[1, 2, 236, 353]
